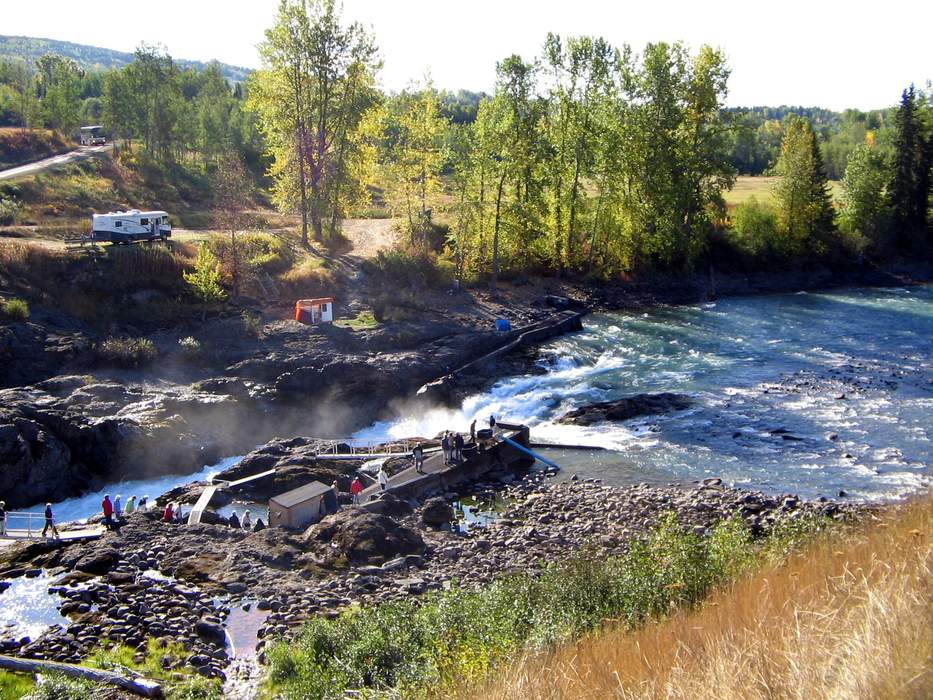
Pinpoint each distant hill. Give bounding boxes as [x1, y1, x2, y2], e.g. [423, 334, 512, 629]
[0, 35, 251, 83]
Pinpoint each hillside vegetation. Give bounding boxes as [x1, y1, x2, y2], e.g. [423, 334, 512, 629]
[0, 35, 251, 82]
[461, 493, 932, 700]
[0, 126, 72, 169]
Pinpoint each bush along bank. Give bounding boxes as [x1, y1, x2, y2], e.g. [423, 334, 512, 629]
[264, 506, 839, 699]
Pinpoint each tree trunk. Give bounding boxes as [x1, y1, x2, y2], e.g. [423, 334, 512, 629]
[567, 151, 582, 273]
[0, 654, 162, 697]
[491, 170, 506, 292]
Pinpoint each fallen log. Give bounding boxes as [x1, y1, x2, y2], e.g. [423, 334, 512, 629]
[0, 655, 163, 698]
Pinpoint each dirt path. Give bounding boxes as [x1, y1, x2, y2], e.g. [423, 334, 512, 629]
[0, 144, 112, 181]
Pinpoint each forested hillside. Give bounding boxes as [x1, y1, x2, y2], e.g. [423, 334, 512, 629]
[0, 35, 251, 83]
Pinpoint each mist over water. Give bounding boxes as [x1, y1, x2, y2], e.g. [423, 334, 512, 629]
[358, 286, 933, 501]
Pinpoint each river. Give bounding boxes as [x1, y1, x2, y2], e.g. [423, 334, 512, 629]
[23, 285, 932, 524]
[357, 285, 933, 501]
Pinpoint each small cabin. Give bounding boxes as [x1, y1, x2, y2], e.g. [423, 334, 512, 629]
[295, 297, 334, 325]
[269, 481, 338, 530]
[91, 209, 172, 243]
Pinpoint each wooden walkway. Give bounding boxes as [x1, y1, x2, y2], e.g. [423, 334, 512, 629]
[188, 468, 277, 525]
[0, 525, 105, 545]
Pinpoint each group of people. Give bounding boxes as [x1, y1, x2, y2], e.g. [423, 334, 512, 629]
[226, 508, 265, 531]
[101, 494, 150, 529]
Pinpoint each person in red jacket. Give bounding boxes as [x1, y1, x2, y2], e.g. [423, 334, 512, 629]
[162, 502, 174, 523]
[350, 476, 363, 504]
[102, 494, 114, 530]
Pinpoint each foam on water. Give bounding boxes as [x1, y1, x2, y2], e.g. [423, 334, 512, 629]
[359, 285, 933, 502]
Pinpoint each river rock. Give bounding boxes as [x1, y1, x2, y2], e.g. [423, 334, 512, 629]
[420, 497, 455, 527]
[556, 393, 692, 425]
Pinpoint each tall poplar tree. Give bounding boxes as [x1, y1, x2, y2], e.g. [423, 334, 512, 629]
[250, 0, 379, 246]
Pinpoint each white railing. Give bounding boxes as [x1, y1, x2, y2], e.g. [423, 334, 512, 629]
[1, 511, 53, 538]
[317, 439, 415, 457]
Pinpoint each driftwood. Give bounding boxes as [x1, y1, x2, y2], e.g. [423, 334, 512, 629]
[0, 654, 163, 697]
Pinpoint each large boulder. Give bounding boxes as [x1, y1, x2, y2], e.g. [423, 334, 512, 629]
[557, 393, 692, 426]
[307, 509, 424, 564]
[420, 497, 455, 527]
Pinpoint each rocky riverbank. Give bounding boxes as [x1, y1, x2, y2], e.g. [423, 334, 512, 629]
[0, 463, 869, 680]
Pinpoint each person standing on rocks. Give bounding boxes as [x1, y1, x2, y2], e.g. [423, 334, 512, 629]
[242, 510, 252, 530]
[139, 496, 149, 512]
[470, 419, 476, 442]
[42, 503, 59, 539]
[378, 465, 389, 491]
[413, 443, 425, 474]
[441, 433, 451, 465]
[350, 476, 363, 504]
[0, 501, 6, 537]
[125, 495, 136, 516]
[454, 432, 464, 462]
[102, 494, 114, 530]
[489, 414, 496, 429]
[114, 495, 123, 523]
[162, 502, 174, 523]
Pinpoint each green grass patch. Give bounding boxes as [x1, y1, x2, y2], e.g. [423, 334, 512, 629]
[0, 670, 35, 700]
[264, 512, 835, 699]
[0, 296, 29, 320]
[334, 310, 379, 330]
[725, 175, 842, 208]
[87, 639, 221, 700]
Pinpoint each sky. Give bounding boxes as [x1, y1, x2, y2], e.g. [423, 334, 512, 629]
[3, 0, 931, 111]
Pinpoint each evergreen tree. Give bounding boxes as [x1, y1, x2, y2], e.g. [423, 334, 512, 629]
[888, 85, 930, 243]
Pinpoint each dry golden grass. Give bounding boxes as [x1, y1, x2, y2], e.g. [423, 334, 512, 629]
[465, 494, 932, 700]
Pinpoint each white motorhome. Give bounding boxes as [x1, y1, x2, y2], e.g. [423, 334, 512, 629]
[91, 210, 172, 243]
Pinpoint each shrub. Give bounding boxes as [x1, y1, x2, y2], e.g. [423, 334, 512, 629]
[0, 297, 29, 320]
[363, 246, 452, 289]
[241, 310, 263, 338]
[177, 336, 202, 357]
[280, 256, 335, 295]
[184, 243, 226, 303]
[728, 196, 781, 258]
[96, 336, 158, 368]
[23, 673, 94, 700]
[0, 194, 21, 225]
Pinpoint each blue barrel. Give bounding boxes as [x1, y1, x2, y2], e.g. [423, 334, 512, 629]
[495, 319, 511, 332]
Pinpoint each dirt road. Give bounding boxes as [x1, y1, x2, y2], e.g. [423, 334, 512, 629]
[0, 144, 113, 181]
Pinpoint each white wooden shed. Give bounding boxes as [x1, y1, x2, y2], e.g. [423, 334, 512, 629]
[268, 481, 337, 529]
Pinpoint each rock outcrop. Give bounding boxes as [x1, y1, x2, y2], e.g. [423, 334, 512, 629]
[0, 377, 260, 508]
[557, 392, 692, 425]
[306, 509, 425, 564]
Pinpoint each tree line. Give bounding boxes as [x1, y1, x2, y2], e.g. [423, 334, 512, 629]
[250, 0, 931, 282]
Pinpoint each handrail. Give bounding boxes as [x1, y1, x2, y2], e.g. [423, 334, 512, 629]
[1, 511, 58, 538]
